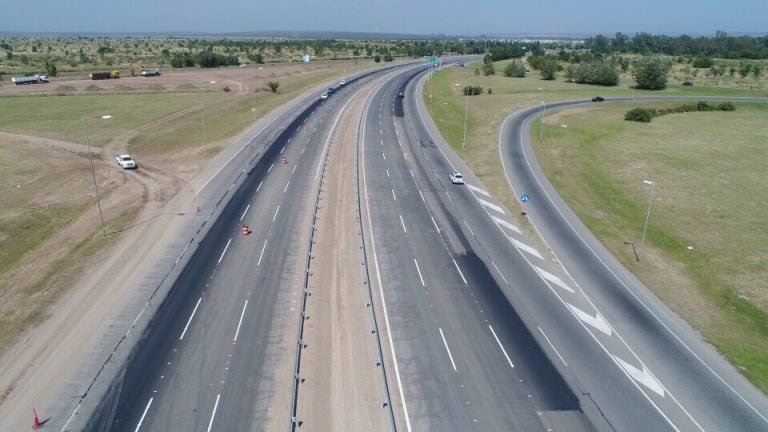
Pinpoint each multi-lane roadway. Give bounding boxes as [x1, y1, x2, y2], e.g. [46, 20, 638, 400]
[78, 61, 768, 432]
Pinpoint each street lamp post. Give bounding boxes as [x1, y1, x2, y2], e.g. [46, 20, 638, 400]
[538, 87, 544, 142]
[639, 180, 655, 261]
[201, 81, 216, 153]
[462, 85, 469, 151]
[82, 114, 107, 238]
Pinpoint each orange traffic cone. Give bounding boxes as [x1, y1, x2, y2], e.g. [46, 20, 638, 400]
[33, 408, 42, 429]
[242, 225, 250, 236]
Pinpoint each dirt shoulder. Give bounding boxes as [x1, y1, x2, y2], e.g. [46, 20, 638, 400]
[295, 86, 391, 430]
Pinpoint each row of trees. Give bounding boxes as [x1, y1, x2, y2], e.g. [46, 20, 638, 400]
[584, 31, 768, 59]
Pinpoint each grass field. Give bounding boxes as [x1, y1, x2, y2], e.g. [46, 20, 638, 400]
[129, 68, 347, 156]
[425, 64, 768, 392]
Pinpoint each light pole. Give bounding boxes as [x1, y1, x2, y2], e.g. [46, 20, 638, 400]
[639, 180, 655, 261]
[82, 114, 108, 238]
[462, 84, 469, 151]
[538, 87, 544, 142]
[200, 80, 215, 152]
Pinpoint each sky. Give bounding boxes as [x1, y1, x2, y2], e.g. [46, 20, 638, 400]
[1, 0, 766, 36]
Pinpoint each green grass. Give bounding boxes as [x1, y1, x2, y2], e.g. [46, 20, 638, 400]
[129, 68, 348, 156]
[0, 92, 202, 147]
[426, 64, 768, 393]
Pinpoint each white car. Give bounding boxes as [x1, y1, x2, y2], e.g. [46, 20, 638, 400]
[320, 93, 328, 100]
[450, 172, 464, 185]
[116, 154, 137, 169]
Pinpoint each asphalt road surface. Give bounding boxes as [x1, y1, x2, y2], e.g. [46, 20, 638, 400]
[83, 66, 405, 431]
[361, 65, 595, 431]
[496, 97, 768, 431]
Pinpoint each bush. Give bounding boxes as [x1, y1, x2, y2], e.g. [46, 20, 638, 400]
[625, 108, 654, 122]
[718, 101, 736, 111]
[625, 101, 737, 122]
[482, 63, 495, 76]
[503, 60, 526, 77]
[540, 58, 558, 80]
[573, 62, 619, 86]
[633, 56, 670, 90]
[692, 56, 714, 68]
[267, 81, 280, 93]
[463, 85, 483, 96]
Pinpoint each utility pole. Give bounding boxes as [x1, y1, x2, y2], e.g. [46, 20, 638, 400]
[82, 114, 107, 238]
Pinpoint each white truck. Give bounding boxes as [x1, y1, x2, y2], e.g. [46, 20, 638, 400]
[11, 75, 49, 85]
[116, 154, 137, 169]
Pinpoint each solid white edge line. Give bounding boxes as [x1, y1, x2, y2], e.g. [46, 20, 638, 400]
[430, 216, 440, 233]
[538, 326, 568, 367]
[257, 240, 268, 266]
[508, 114, 711, 429]
[233, 300, 248, 343]
[439, 327, 457, 371]
[413, 258, 425, 286]
[134, 397, 153, 432]
[206, 394, 221, 432]
[217, 238, 233, 264]
[452, 258, 467, 285]
[240, 204, 250, 221]
[362, 93, 412, 431]
[400, 215, 407, 233]
[463, 220, 475, 237]
[491, 261, 509, 285]
[179, 297, 202, 340]
[488, 325, 515, 368]
[272, 205, 280, 222]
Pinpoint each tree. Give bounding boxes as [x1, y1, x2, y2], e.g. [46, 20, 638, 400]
[267, 81, 280, 93]
[45, 59, 57, 77]
[633, 56, 670, 90]
[753, 63, 764, 80]
[540, 58, 558, 80]
[692, 55, 714, 68]
[374, 54, 381, 63]
[383, 53, 394, 62]
[503, 60, 526, 78]
[573, 62, 619, 86]
[738, 61, 752, 78]
[482, 62, 495, 76]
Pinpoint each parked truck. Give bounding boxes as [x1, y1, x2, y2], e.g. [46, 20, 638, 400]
[11, 75, 49, 85]
[90, 70, 120, 80]
[141, 69, 161, 77]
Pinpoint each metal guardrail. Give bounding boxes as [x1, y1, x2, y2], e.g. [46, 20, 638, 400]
[288, 74, 401, 432]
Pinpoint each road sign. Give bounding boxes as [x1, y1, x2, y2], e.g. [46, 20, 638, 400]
[521, 194, 530, 203]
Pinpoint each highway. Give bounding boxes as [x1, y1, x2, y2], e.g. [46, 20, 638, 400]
[79, 56, 768, 432]
[82, 66, 405, 431]
[360, 66, 595, 431]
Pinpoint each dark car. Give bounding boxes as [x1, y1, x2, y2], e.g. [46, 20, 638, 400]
[682, 81, 694, 86]
[592, 96, 605, 102]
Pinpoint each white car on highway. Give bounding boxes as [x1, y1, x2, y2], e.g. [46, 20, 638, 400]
[116, 154, 137, 169]
[449, 172, 464, 185]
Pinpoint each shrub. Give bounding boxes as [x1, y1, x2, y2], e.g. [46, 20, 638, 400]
[625, 108, 654, 122]
[463, 85, 483, 96]
[540, 58, 558, 80]
[573, 62, 619, 86]
[633, 56, 670, 90]
[503, 60, 526, 77]
[267, 81, 280, 93]
[482, 63, 495, 76]
[692, 56, 714, 68]
[718, 101, 736, 111]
